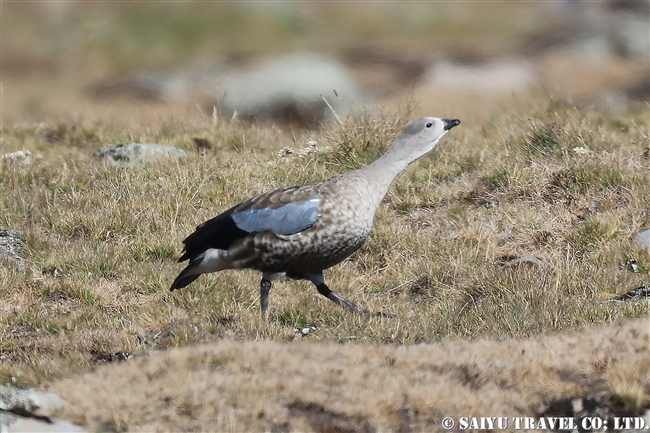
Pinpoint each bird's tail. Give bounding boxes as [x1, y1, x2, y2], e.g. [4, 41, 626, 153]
[170, 249, 230, 291]
[170, 261, 201, 291]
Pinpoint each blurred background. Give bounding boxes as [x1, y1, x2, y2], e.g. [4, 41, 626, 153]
[3, 1, 648, 128]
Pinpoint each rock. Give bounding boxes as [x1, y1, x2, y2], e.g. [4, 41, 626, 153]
[1, 150, 41, 169]
[614, 285, 650, 302]
[216, 53, 363, 128]
[498, 255, 545, 269]
[0, 386, 85, 433]
[0, 229, 26, 265]
[0, 386, 64, 415]
[94, 143, 188, 165]
[7, 417, 86, 433]
[636, 228, 650, 250]
[621, 258, 639, 273]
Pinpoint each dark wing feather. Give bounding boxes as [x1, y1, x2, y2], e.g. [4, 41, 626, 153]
[178, 202, 247, 262]
[178, 186, 320, 262]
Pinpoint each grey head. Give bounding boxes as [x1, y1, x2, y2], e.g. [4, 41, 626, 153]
[398, 117, 460, 151]
[373, 117, 461, 173]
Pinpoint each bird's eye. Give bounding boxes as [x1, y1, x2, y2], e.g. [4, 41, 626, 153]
[426, 122, 433, 128]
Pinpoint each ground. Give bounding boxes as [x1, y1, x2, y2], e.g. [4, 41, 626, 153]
[1, 3, 648, 431]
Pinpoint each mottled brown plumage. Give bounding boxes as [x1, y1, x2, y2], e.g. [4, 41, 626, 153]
[171, 117, 460, 316]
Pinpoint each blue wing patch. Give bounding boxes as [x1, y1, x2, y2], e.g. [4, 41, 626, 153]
[231, 198, 320, 235]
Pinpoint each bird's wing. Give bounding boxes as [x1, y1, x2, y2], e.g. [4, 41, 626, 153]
[179, 186, 320, 262]
[232, 186, 320, 235]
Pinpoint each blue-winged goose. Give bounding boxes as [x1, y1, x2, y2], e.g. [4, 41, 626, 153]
[171, 117, 460, 315]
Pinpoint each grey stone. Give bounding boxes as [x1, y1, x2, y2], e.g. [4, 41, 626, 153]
[614, 285, 650, 302]
[0, 386, 64, 414]
[6, 416, 86, 433]
[216, 53, 363, 128]
[499, 255, 545, 269]
[0, 229, 25, 265]
[94, 143, 188, 165]
[0, 386, 85, 433]
[1, 151, 41, 168]
[636, 228, 650, 250]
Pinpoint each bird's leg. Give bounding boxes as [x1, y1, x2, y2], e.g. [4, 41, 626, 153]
[306, 273, 393, 317]
[260, 279, 271, 317]
[315, 282, 370, 315]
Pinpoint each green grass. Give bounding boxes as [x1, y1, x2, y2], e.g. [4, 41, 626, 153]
[1, 100, 648, 386]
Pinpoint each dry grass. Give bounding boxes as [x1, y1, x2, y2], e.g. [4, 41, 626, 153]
[46, 319, 648, 432]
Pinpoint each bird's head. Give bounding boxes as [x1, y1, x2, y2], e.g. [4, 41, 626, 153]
[395, 116, 460, 157]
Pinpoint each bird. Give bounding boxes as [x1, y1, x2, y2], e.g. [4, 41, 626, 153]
[171, 117, 460, 316]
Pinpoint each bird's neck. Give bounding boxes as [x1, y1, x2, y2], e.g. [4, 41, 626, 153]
[359, 129, 447, 190]
[356, 142, 426, 191]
